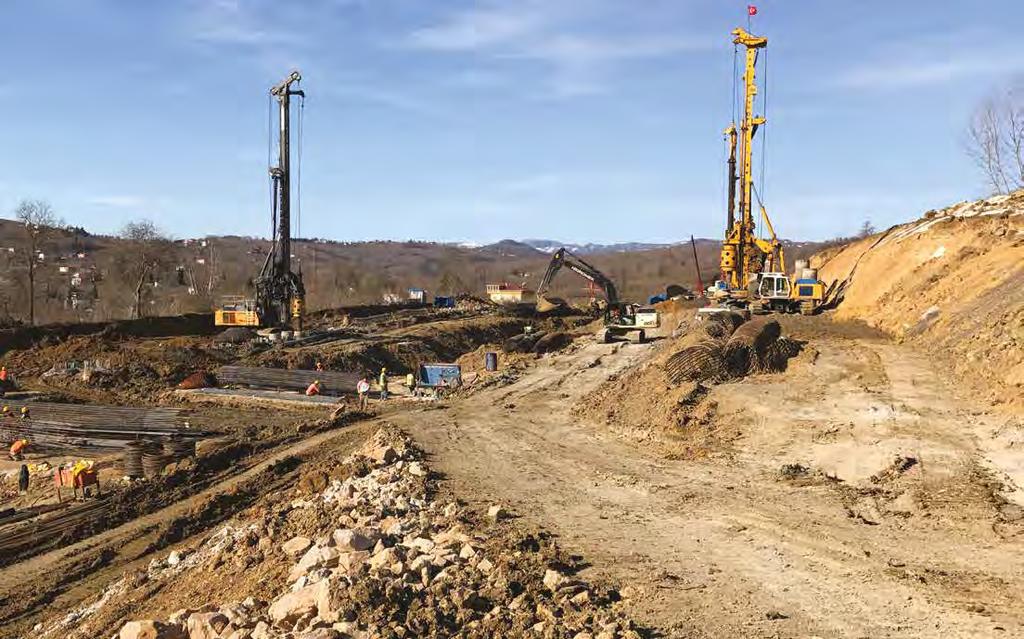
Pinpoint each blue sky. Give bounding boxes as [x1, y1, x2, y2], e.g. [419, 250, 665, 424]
[1, 0, 1021, 244]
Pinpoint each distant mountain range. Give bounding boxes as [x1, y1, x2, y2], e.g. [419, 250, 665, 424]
[519, 239, 679, 254]
[463, 238, 708, 256]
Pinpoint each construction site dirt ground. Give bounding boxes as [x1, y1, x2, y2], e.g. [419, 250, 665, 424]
[384, 315, 1024, 638]
[0, 420, 380, 638]
[2, 311, 1022, 638]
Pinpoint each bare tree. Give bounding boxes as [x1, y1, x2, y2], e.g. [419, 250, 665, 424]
[858, 219, 876, 238]
[118, 219, 170, 319]
[1009, 86, 1024, 188]
[14, 199, 61, 325]
[966, 87, 1024, 194]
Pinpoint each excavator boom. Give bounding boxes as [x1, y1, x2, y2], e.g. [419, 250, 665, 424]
[535, 248, 618, 311]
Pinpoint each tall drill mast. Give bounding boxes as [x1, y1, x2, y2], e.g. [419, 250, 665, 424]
[720, 28, 782, 291]
[255, 70, 306, 329]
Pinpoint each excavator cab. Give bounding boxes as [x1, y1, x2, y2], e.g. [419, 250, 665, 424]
[750, 271, 822, 315]
[757, 273, 790, 300]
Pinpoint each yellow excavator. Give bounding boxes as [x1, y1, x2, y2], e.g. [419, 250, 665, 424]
[714, 27, 824, 315]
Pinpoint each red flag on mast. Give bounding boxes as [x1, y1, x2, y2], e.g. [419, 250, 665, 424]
[748, 5, 758, 16]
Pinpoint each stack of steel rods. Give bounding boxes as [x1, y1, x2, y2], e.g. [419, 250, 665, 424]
[216, 366, 360, 395]
[0, 400, 182, 430]
[348, 306, 434, 325]
[0, 499, 109, 562]
[0, 418, 206, 450]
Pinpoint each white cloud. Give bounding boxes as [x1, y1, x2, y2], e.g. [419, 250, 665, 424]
[495, 173, 566, 194]
[834, 32, 1023, 91]
[837, 57, 1019, 91]
[186, 0, 295, 46]
[409, 4, 546, 51]
[88, 195, 147, 209]
[443, 68, 509, 90]
[517, 33, 710, 66]
[406, 2, 710, 97]
[325, 82, 447, 117]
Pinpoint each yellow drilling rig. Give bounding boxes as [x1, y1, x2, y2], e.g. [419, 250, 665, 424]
[216, 71, 307, 330]
[715, 27, 824, 315]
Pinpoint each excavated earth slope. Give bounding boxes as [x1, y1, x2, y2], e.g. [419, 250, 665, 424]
[815, 189, 1024, 410]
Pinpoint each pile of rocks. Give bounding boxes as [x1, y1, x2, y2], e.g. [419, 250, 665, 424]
[115, 427, 642, 639]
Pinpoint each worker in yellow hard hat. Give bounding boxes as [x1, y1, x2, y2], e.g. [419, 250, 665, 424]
[9, 438, 28, 461]
[1, 406, 10, 419]
[378, 367, 389, 401]
[19, 406, 30, 420]
[305, 379, 321, 396]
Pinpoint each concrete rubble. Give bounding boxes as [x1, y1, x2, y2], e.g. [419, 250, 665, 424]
[95, 426, 641, 639]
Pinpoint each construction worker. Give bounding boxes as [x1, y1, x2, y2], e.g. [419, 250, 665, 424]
[305, 379, 321, 396]
[356, 377, 370, 411]
[405, 372, 415, 393]
[18, 463, 29, 493]
[9, 438, 28, 461]
[378, 367, 389, 401]
[0, 366, 7, 382]
[315, 361, 324, 372]
[1, 406, 10, 420]
[19, 406, 29, 420]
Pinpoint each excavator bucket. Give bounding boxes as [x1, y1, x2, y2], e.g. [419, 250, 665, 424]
[535, 295, 566, 314]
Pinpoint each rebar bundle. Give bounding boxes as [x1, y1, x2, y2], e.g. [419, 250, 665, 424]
[722, 318, 781, 377]
[0, 400, 181, 431]
[216, 366, 360, 395]
[122, 441, 144, 477]
[664, 339, 728, 384]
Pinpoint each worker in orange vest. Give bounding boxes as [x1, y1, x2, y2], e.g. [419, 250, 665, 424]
[9, 438, 28, 461]
[305, 380, 321, 396]
[0, 366, 7, 382]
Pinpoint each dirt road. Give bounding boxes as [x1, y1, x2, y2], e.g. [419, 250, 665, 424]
[390, 330, 1024, 638]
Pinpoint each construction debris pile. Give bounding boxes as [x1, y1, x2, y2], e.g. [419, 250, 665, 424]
[55, 427, 641, 639]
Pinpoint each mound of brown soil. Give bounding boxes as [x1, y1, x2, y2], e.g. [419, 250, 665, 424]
[576, 316, 802, 456]
[816, 189, 1024, 408]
